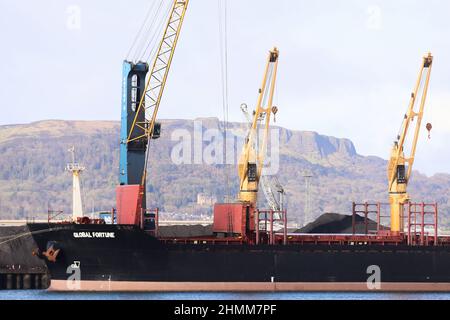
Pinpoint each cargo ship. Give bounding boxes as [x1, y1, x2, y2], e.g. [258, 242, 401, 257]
[25, 2, 450, 292]
[26, 209, 450, 292]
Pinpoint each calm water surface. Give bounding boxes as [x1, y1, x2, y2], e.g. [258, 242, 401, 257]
[1, 290, 450, 300]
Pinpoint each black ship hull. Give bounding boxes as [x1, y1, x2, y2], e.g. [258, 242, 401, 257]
[28, 223, 450, 292]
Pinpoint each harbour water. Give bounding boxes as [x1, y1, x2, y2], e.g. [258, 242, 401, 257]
[1, 290, 450, 300]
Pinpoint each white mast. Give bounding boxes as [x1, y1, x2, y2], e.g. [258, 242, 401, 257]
[66, 146, 85, 221]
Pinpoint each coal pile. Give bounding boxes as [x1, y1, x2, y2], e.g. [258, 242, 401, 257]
[158, 224, 213, 238]
[295, 213, 388, 234]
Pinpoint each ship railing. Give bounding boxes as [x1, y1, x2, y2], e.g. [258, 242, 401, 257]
[279, 233, 404, 246]
[255, 209, 288, 245]
[406, 202, 438, 246]
[352, 201, 439, 246]
[140, 208, 159, 237]
[352, 202, 391, 235]
[158, 237, 245, 245]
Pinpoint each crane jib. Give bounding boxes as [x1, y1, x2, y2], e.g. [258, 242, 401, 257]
[117, 0, 189, 226]
[388, 53, 433, 233]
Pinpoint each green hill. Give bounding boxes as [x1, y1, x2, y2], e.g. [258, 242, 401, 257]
[0, 119, 449, 227]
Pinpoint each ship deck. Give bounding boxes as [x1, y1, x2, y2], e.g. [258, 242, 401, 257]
[157, 232, 450, 247]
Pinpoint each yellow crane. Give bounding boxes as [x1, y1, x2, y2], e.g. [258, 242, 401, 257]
[241, 105, 285, 211]
[237, 47, 279, 206]
[212, 48, 279, 238]
[387, 53, 433, 233]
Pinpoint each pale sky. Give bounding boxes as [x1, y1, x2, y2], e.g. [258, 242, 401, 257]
[1, 0, 449, 176]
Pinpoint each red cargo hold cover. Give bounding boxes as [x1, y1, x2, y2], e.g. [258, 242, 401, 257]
[116, 185, 142, 225]
[213, 203, 254, 235]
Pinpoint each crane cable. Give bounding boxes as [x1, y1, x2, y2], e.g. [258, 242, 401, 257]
[126, 0, 166, 62]
[126, 0, 174, 64]
[253, 61, 274, 169]
[136, 0, 166, 61]
[125, 0, 159, 61]
[262, 64, 274, 108]
[139, 0, 173, 63]
[140, 1, 177, 200]
[218, 0, 231, 200]
[142, 0, 174, 63]
[0, 227, 66, 247]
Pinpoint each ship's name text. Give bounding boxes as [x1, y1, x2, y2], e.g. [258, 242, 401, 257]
[73, 232, 115, 238]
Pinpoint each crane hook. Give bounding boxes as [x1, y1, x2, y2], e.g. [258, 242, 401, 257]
[272, 106, 278, 122]
[426, 123, 432, 139]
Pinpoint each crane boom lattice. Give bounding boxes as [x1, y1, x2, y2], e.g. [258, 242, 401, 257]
[127, 0, 189, 145]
